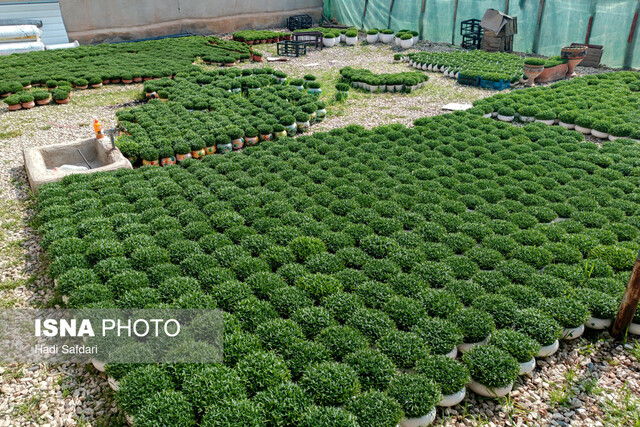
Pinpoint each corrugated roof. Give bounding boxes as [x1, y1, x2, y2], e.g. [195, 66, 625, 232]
[0, 1, 68, 45]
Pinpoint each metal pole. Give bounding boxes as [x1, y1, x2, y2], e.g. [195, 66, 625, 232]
[452, 0, 459, 45]
[611, 249, 640, 338]
[532, 0, 545, 53]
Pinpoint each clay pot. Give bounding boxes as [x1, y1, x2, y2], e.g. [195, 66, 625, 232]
[8, 104, 22, 111]
[143, 77, 153, 81]
[35, 99, 50, 106]
[122, 79, 133, 84]
[76, 85, 88, 90]
[90, 83, 102, 88]
[561, 46, 586, 77]
[21, 101, 35, 109]
[102, 79, 110, 85]
[523, 64, 544, 87]
[54, 97, 70, 104]
[133, 77, 143, 82]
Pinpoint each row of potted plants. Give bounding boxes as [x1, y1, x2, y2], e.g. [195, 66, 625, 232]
[232, 30, 291, 44]
[3, 88, 70, 110]
[339, 67, 429, 93]
[0, 36, 255, 99]
[36, 107, 640, 425]
[470, 71, 640, 141]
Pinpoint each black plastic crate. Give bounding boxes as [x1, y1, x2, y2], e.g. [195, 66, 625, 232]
[462, 34, 482, 49]
[461, 19, 481, 36]
[277, 40, 307, 57]
[287, 14, 313, 31]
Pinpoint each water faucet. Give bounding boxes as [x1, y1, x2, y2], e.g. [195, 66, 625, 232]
[104, 127, 120, 150]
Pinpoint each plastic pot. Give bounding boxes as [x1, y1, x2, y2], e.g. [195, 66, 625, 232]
[538, 340, 559, 357]
[438, 388, 465, 407]
[457, 336, 490, 353]
[519, 357, 536, 375]
[562, 324, 584, 340]
[400, 408, 437, 427]
[467, 380, 513, 398]
[586, 317, 611, 330]
[345, 36, 358, 46]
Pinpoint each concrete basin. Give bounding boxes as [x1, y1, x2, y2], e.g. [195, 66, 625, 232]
[24, 137, 132, 193]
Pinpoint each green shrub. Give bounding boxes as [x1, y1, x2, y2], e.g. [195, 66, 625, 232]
[383, 296, 426, 331]
[236, 350, 291, 396]
[419, 289, 463, 318]
[345, 390, 404, 427]
[412, 316, 463, 355]
[135, 390, 195, 427]
[254, 382, 311, 427]
[201, 398, 264, 427]
[377, 330, 429, 369]
[322, 291, 365, 323]
[291, 306, 337, 338]
[300, 361, 360, 406]
[577, 288, 619, 319]
[490, 329, 540, 363]
[316, 325, 369, 360]
[255, 318, 305, 350]
[182, 364, 246, 414]
[513, 308, 562, 346]
[387, 374, 441, 418]
[347, 307, 396, 341]
[116, 365, 174, 415]
[281, 340, 330, 380]
[299, 406, 358, 427]
[451, 307, 495, 343]
[343, 348, 396, 391]
[462, 345, 520, 388]
[415, 355, 470, 395]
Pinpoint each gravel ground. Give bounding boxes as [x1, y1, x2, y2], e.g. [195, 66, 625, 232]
[1, 38, 639, 426]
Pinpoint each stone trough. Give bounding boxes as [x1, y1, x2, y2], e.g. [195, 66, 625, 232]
[23, 137, 132, 193]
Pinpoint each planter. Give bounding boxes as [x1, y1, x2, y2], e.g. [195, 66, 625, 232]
[316, 108, 327, 121]
[482, 113, 492, 118]
[400, 39, 413, 49]
[244, 136, 259, 146]
[296, 121, 310, 132]
[394, 37, 401, 47]
[574, 125, 592, 134]
[591, 129, 609, 139]
[142, 77, 153, 81]
[232, 138, 245, 150]
[122, 79, 133, 84]
[108, 376, 119, 392]
[54, 97, 70, 104]
[35, 99, 50, 106]
[21, 101, 35, 109]
[142, 159, 159, 166]
[608, 135, 624, 141]
[274, 130, 287, 138]
[345, 36, 358, 46]
[413, 36, 419, 44]
[76, 85, 88, 90]
[457, 336, 489, 353]
[562, 324, 585, 340]
[467, 380, 513, 398]
[176, 152, 192, 162]
[559, 121, 575, 129]
[368, 85, 378, 93]
[523, 65, 544, 87]
[191, 149, 205, 159]
[400, 408, 437, 427]
[536, 119, 555, 126]
[519, 116, 535, 123]
[561, 46, 586, 77]
[91, 358, 106, 372]
[438, 388, 466, 407]
[586, 317, 611, 330]
[307, 88, 322, 95]
[204, 146, 216, 155]
[366, 34, 378, 43]
[284, 123, 297, 135]
[217, 143, 232, 154]
[444, 346, 458, 359]
[160, 156, 177, 166]
[629, 323, 640, 335]
[519, 357, 536, 375]
[538, 340, 559, 357]
[252, 55, 263, 63]
[340, 33, 346, 43]
[380, 33, 394, 43]
[323, 37, 336, 48]
[133, 77, 143, 83]
[90, 83, 103, 89]
[535, 63, 569, 83]
[497, 114, 515, 122]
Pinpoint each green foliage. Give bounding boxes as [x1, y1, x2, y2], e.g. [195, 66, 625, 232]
[462, 345, 520, 388]
[300, 361, 360, 406]
[415, 355, 470, 395]
[387, 374, 442, 418]
[345, 390, 404, 427]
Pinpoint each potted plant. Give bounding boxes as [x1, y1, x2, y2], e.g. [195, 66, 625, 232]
[394, 54, 404, 62]
[388, 374, 441, 426]
[558, 110, 578, 129]
[33, 90, 51, 106]
[190, 138, 205, 159]
[411, 317, 463, 359]
[561, 45, 587, 77]
[280, 114, 297, 135]
[366, 29, 379, 43]
[158, 145, 176, 166]
[140, 145, 159, 166]
[75, 78, 89, 90]
[574, 114, 594, 134]
[253, 51, 263, 63]
[19, 92, 35, 109]
[202, 135, 216, 155]
[497, 107, 515, 122]
[513, 308, 562, 357]
[295, 112, 310, 133]
[323, 34, 337, 48]
[46, 80, 58, 90]
[5, 94, 22, 111]
[216, 134, 233, 154]
[489, 329, 540, 375]
[539, 298, 589, 340]
[335, 83, 349, 102]
[243, 127, 258, 147]
[157, 90, 170, 102]
[380, 29, 394, 44]
[227, 127, 244, 150]
[609, 123, 633, 141]
[273, 124, 287, 138]
[121, 73, 134, 84]
[315, 101, 326, 122]
[345, 390, 403, 427]
[591, 119, 611, 139]
[258, 124, 273, 142]
[415, 355, 469, 407]
[307, 81, 322, 95]
[517, 105, 539, 122]
[345, 30, 358, 46]
[451, 308, 495, 353]
[174, 142, 192, 162]
[394, 32, 404, 47]
[534, 109, 556, 125]
[400, 33, 413, 50]
[522, 58, 545, 86]
[89, 77, 103, 88]
[578, 288, 618, 330]
[462, 345, 519, 398]
[52, 89, 71, 104]
[290, 78, 305, 91]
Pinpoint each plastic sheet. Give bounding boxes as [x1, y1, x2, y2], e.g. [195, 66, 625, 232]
[0, 41, 45, 55]
[0, 25, 42, 43]
[329, 0, 640, 69]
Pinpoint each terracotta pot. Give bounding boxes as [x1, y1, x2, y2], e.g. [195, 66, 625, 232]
[142, 159, 159, 166]
[111, 78, 121, 84]
[523, 64, 544, 87]
[232, 138, 244, 150]
[102, 79, 110, 84]
[176, 153, 192, 162]
[90, 83, 102, 88]
[535, 63, 569, 83]
[191, 149, 205, 159]
[35, 99, 50, 106]
[76, 85, 88, 90]
[143, 77, 153, 81]
[160, 156, 176, 166]
[21, 101, 35, 109]
[8, 104, 22, 111]
[253, 55, 263, 62]
[0, 92, 10, 98]
[54, 97, 70, 104]
[133, 77, 143, 82]
[122, 79, 133, 84]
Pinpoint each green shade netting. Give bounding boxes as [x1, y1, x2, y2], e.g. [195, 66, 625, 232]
[327, 0, 640, 68]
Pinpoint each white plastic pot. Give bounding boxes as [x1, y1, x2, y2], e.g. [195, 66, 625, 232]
[457, 336, 489, 353]
[394, 84, 403, 92]
[497, 114, 515, 122]
[323, 37, 336, 47]
[608, 135, 623, 141]
[444, 346, 458, 359]
[491, 111, 498, 117]
[483, 113, 492, 118]
[586, 317, 612, 330]
[366, 34, 378, 43]
[380, 33, 394, 43]
[536, 119, 555, 125]
[519, 357, 536, 375]
[519, 116, 535, 122]
[395, 37, 401, 46]
[413, 35, 419, 44]
[562, 324, 585, 340]
[538, 340, 559, 357]
[368, 85, 378, 92]
[467, 380, 513, 398]
[400, 38, 413, 49]
[340, 33, 346, 42]
[438, 388, 466, 407]
[591, 129, 609, 139]
[345, 36, 358, 46]
[400, 408, 437, 427]
[629, 322, 640, 335]
[574, 125, 592, 134]
[559, 121, 575, 129]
